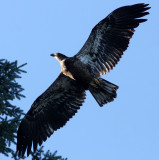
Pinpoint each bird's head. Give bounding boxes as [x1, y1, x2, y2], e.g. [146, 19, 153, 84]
[50, 53, 67, 62]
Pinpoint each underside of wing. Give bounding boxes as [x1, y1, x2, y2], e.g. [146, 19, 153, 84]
[75, 3, 150, 77]
[17, 73, 86, 157]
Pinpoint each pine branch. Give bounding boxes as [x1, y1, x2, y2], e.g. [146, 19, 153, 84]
[0, 59, 68, 160]
[0, 59, 26, 156]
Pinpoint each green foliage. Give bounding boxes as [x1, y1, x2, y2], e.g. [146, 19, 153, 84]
[0, 59, 67, 160]
[0, 59, 26, 156]
[30, 146, 67, 160]
[11, 146, 67, 160]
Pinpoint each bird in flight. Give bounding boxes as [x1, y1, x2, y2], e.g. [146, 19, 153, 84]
[17, 3, 150, 157]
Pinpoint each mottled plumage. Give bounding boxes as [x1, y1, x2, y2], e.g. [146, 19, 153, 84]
[17, 3, 150, 157]
[17, 74, 86, 156]
[75, 3, 150, 76]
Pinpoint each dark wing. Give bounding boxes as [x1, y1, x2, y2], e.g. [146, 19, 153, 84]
[17, 73, 86, 157]
[75, 3, 150, 77]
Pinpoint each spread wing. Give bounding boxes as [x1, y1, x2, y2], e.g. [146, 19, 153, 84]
[75, 3, 150, 77]
[17, 73, 86, 157]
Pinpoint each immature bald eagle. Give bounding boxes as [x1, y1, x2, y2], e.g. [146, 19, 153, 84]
[17, 3, 150, 157]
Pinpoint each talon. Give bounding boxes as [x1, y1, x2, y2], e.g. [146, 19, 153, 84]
[94, 78, 100, 85]
[90, 82, 98, 88]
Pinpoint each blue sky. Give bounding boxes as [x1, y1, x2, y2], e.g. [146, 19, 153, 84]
[1, 0, 159, 160]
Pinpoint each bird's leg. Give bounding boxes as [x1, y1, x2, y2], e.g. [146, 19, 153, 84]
[90, 82, 98, 88]
[90, 78, 100, 88]
[94, 78, 100, 85]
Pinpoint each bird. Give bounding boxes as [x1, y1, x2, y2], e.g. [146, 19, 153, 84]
[17, 3, 150, 157]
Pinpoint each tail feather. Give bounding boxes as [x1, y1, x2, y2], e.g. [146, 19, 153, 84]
[89, 78, 118, 107]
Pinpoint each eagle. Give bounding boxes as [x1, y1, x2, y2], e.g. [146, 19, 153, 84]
[17, 3, 150, 157]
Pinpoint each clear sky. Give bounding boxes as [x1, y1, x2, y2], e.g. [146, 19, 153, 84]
[1, 0, 159, 160]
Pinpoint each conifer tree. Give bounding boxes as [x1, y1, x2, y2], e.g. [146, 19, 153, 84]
[0, 59, 67, 160]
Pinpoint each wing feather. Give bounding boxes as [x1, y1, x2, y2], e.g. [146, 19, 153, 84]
[75, 3, 150, 76]
[17, 73, 86, 157]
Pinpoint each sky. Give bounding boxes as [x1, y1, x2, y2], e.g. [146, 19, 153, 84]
[0, 0, 159, 160]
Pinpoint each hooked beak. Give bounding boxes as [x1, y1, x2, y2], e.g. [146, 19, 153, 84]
[50, 53, 55, 57]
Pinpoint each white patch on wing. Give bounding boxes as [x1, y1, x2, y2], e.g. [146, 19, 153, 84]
[93, 33, 102, 53]
[48, 124, 54, 133]
[79, 54, 91, 64]
[77, 24, 108, 75]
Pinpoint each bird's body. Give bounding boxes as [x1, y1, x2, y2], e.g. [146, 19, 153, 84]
[17, 3, 150, 157]
[60, 56, 94, 88]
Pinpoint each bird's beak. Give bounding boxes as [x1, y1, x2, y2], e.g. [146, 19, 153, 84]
[50, 53, 55, 57]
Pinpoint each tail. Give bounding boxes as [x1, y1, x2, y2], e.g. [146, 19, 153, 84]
[89, 78, 119, 107]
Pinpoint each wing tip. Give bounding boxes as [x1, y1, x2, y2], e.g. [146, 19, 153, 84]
[135, 3, 151, 13]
